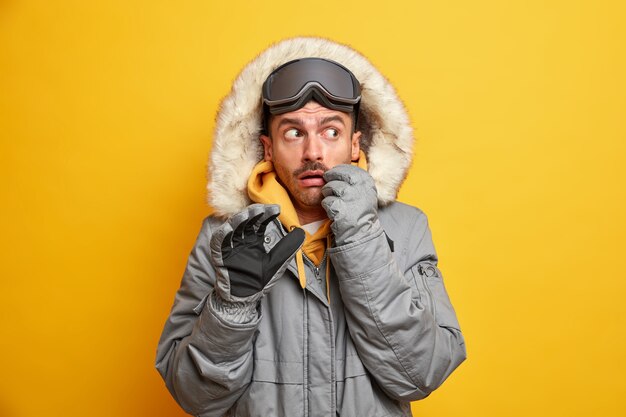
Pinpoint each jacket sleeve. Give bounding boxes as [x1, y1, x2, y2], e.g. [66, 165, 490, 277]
[328, 207, 466, 401]
[155, 217, 261, 416]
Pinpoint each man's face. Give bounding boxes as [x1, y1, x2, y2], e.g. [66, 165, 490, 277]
[260, 101, 361, 213]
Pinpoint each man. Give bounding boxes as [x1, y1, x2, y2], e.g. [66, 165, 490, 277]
[156, 37, 466, 417]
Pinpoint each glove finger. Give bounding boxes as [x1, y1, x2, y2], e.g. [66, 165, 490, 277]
[323, 164, 361, 184]
[256, 213, 278, 237]
[210, 215, 238, 260]
[321, 180, 349, 198]
[265, 227, 305, 280]
[219, 230, 235, 258]
[211, 217, 234, 245]
[321, 195, 342, 220]
[226, 204, 268, 244]
[228, 204, 271, 228]
[255, 204, 281, 235]
[231, 212, 264, 246]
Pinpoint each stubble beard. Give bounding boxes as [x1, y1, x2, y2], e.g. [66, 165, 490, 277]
[275, 161, 330, 209]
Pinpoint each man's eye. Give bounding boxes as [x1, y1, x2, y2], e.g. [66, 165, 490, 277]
[285, 129, 301, 139]
[325, 128, 339, 139]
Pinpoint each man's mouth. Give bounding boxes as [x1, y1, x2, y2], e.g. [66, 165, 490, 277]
[297, 170, 326, 187]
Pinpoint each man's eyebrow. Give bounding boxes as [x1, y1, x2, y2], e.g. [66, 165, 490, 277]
[276, 117, 304, 129]
[320, 115, 345, 126]
[275, 115, 346, 129]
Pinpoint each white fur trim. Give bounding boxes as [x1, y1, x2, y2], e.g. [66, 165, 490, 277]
[208, 37, 414, 217]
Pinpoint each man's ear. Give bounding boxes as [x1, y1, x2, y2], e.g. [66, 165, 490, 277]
[260, 134, 273, 161]
[351, 131, 362, 161]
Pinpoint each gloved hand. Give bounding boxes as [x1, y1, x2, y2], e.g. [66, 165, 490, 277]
[322, 165, 381, 246]
[210, 204, 305, 299]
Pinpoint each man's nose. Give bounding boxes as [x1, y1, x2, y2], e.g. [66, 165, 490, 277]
[302, 136, 323, 161]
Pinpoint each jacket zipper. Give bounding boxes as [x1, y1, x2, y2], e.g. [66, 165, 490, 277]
[302, 251, 327, 282]
[302, 250, 335, 415]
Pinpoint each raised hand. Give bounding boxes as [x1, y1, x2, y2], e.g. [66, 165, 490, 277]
[322, 165, 381, 245]
[210, 204, 305, 299]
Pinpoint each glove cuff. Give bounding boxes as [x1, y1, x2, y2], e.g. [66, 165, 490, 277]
[210, 291, 260, 324]
[332, 217, 383, 246]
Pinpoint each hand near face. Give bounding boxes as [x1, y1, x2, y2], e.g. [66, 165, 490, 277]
[321, 165, 381, 245]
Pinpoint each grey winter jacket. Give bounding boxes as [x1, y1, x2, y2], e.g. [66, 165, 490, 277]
[155, 202, 465, 416]
[155, 37, 466, 416]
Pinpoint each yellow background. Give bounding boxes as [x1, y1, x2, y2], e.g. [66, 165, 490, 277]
[1, 0, 625, 416]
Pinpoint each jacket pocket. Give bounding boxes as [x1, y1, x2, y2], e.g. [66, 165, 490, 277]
[233, 377, 305, 417]
[336, 373, 408, 417]
[252, 358, 304, 384]
[234, 359, 304, 417]
[413, 263, 461, 331]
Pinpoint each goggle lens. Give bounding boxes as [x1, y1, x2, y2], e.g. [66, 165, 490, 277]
[263, 58, 361, 111]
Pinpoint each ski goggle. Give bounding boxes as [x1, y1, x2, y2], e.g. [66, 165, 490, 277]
[262, 58, 361, 117]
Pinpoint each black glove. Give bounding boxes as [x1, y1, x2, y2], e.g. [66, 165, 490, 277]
[211, 204, 305, 299]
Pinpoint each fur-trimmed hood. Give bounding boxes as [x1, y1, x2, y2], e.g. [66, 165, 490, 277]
[208, 37, 414, 217]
